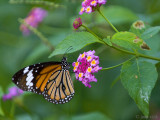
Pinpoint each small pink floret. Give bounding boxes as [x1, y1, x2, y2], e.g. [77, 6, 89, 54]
[2, 87, 23, 101]
[79, 0, 107, 15]
[20, 7, 47, 36]
[85, 6, 92, 14]
[97, 0, 107, 4]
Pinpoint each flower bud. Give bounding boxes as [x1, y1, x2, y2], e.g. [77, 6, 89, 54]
[73, 18, 82, 29]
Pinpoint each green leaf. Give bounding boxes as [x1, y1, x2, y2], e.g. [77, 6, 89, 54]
[49, 32, 102, 58]
[129, 21, 160, 40]
[71, 112, 111, 120]
[111, 31, 150, 51]
[120, 59, 158, 116]
[142, 34, 160, 64]
[130, 20, 149, 37]
[103, 36, 112, 46]
[96, 6, 138, 25]
[141, 26, 160, 40]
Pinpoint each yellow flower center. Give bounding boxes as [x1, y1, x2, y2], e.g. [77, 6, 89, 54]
[91, 60, 96, 65]
[87, 56, 92, 61]
[81, 53, 85, 58]
[91, 1, 96, 4]
[79, 73, 83, 78]
[86, 7, 91, 12]
[87, 67, 92, 73]
[74, 67, 76, 71]
[80, 7, 84, 12]
[75, 62, 79, 67]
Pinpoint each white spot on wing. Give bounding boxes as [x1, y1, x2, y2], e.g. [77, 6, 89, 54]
[26, 70, 34, 88]
[29, 82, 33, 87]
[23, 67, 29, 74]
[26, 76, 34, 85]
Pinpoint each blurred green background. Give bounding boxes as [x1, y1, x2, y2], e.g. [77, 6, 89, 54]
[0, 0, 160, 120]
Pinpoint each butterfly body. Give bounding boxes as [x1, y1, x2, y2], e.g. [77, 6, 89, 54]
[12, 57, 75, 104]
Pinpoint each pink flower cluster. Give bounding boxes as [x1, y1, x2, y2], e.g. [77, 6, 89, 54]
[2, 87, 23, 101]
[20, 7, 47, 36]
[79, 0, 107, 15]
[72, 50, 102, 88]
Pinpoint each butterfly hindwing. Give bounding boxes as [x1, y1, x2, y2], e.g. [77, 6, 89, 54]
[43, 70, 74, 104]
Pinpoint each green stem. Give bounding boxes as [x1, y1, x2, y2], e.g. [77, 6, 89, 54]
[97, 8, 119, 33]
[101, 63, 123, 71]
[82, 25, 160, 61]
[112, 46, 160, 61]
[81, 24, 107, 44]
[18, 18, 54, 51]
[101, 57, 135, 71]
[9, 0, 65, 8]
[81, 25, 100, 40]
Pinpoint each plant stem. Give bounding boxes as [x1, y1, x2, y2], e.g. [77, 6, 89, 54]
[81, 25, 100, 40]
[101, 57, 135, 71]
[9, 0, 65, 8]
[18, 18, 54, 51]
[112, 46, 160, 61]
[101, 62, 123, 71]
[97, 8, 119, 33]
[82, 25, 160, 61]
[81, 24, 107, 44]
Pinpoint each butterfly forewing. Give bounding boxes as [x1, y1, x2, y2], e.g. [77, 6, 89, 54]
[12, 59, 74, 104]
[12, 62, 61, 94]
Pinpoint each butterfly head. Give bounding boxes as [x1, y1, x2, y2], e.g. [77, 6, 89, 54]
[61, 57, 70, 70]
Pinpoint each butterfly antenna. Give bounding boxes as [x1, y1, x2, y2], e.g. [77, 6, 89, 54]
[63, 46, 73, 58]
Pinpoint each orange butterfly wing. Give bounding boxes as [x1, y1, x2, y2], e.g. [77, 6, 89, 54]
[43, 70, 74, 104]
[12, 61, 75, 104]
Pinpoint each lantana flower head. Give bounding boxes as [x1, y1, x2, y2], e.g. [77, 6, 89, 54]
[72, 50, 102, 88]
[20, 7, 47, 36]
[79, 0, 107, 15]
[2, 87, 23, 101]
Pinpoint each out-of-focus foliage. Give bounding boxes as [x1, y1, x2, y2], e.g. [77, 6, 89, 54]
[0, 0, 160, 120]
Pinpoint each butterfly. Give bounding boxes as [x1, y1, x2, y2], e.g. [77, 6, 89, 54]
[12, 57, 75, 104]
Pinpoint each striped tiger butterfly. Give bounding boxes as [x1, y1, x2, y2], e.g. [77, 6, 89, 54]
[12, 56, 75, 104]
